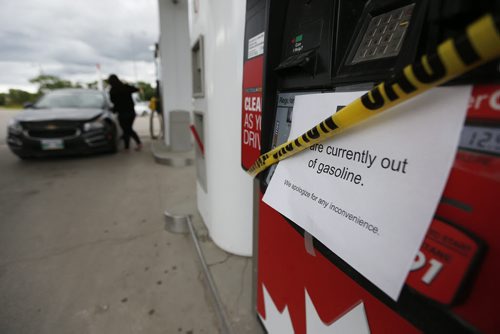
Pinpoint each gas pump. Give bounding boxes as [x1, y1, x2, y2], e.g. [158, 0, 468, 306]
[241, 1, 500, 333]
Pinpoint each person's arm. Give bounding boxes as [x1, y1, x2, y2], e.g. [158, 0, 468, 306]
[109, 90, 118, 113]
[126, 84, 139, 94]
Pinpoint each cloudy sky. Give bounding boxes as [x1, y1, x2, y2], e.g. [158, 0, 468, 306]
[0, 0, 159, 93]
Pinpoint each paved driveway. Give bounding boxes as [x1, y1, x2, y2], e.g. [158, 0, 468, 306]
[0, 111, 218, 334]
[0, 109, 19, 145]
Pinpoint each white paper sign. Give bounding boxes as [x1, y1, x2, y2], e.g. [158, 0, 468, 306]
[263, 87, 471, 300]
[248, 32, 265, 59]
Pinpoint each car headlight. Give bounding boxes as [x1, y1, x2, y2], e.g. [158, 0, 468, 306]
[83, 119, 105, 132]
[8, 119, 23, 134]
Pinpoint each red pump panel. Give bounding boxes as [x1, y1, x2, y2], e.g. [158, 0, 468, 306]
[256, 85, 500, 333]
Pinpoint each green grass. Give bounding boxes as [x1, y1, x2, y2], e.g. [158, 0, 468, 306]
[0, 105, 23, 110]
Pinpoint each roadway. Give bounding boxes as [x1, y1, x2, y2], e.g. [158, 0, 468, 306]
[0, 109, 220, 334]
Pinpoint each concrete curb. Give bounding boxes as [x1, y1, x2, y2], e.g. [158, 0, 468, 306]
[150, 139, 194, 167]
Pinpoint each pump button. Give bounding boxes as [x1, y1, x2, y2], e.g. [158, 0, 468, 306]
[406, 218, 483, 305]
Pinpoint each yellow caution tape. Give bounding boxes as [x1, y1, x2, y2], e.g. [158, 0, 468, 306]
[247, 14, 500, 177]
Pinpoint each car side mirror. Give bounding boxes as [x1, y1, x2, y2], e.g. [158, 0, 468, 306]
[23, 102, 34, 109]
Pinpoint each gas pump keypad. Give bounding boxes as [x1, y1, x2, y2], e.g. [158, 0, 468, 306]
[351, 3, 415, 64]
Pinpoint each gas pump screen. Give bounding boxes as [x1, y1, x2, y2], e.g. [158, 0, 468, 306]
[263, 87, 471, 300]
[459, 125, 500, 155]
[351, 3, 414, 64]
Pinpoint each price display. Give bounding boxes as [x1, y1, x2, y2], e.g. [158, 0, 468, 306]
[459, 125, 500, 155]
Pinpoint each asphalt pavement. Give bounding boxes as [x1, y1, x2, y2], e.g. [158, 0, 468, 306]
[0, 109, 18, 145]
[0, 109, 261, 334]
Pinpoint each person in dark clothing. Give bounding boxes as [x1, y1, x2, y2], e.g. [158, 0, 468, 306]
[107, 74, 142, 151]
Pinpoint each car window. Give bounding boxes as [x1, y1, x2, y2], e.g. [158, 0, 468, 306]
[35, 91, 105, 109]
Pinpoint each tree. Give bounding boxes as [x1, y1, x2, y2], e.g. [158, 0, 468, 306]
[86, 81, 98, 89]
[0, 93, 6, 106]
[135, 81, 155, 101]
[7, 89, 38, 105]
[29, 74, 76, 93]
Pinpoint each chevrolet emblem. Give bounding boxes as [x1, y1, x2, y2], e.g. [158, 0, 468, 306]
[46, 124, 57, 130]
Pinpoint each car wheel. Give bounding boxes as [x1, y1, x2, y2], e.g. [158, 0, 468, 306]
[109, 141, 118, 154]
[17, 154, 32, 160]
[106, 122, 119, 154]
